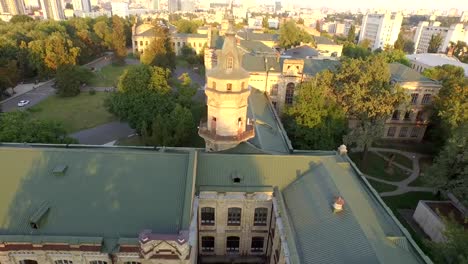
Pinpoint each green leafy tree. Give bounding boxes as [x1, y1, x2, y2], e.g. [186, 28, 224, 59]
[142, 104, 194, 146]
[176, 73, 197, 107]
[426, 216, 468, 263]
[448, 41, 468, 63]
[117, 64, 171, 94]
[284, 71, 347, 149]
[279, 20, 313, 49]
[428, 33, 443, 53]
[174, 19, 202, 34]
[55, 64, 92, 97]
[9, 15, 34, 23]
[111, 15, 127, 64]
[393, 32, 405, 50]
[423, 124, 468, 204]
[335, 56, 408, 165]
[0, 111, 76, 143]
[93, 19, 113, 49]
[378, 49, 411, 66]
[403, 40, 415, 54]
[140, 24, 176, 70]
[347, 25, 356, 42]
[0, 60, 20, 94]
[342, 43, 371, 59]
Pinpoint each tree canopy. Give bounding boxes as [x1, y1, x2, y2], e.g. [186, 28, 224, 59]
[55, 64, 92, 97]
[0, 111, 76, 143]
[111, 15, 127, 64]
[428, 33, 443, 53]
[173, 19, 203, 34]
[283, 71, 347, 149]
[140, 24, 176, 70]
[279, 20, 313, 49]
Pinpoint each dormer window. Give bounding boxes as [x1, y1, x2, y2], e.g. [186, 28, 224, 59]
[227, 56, 233, 70]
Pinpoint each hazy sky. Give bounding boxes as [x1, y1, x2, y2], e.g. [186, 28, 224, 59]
[278, 0, 467, 11]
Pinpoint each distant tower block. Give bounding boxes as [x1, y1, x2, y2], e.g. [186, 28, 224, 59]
[198, 8, 254, 152]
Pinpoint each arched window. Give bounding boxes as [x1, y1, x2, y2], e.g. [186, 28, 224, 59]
[212, 81, 216, 89]
[254, 208, 268, 226]
[251, 237, 265, 252]
[270, 84, 278, 96]
[285, 83, 295, 105]
[226, 236, 240, 253]
[241, 82, 245, 89]
[201, 207, 215, 225]
[227, 56, 234, 70]
[201, 236, 215, 252]
[227, 83, 232, 91]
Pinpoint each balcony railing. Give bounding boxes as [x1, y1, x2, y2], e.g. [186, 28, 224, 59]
[198, 122, 255, 142]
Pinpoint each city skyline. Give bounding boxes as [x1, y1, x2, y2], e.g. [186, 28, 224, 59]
[251, 0, 465, 12]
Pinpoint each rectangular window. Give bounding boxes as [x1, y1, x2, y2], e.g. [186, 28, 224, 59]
[201, 236, 215, 252]
[177, 42, 180, 47]
[254, 208, 268, 226]
[251, 237, 265, 252]
[227, 57, 233, 70]
[201, 207, 215, 225]
[399, 127, 408, 137]
[55, 261, 73, 264]
[421, 94, 432, 104]
[140, 41, 143, 46]
[416, 111, 424, 122]
[404, 111, 411, 121]
[134, 41, 137, 46]
[392, 110, 400, 120]
[387, 127, 396, 137]
[124, 262, 141, 264]
[226, 236, 240, 253]
[145, 41, 148, 45]
[90, 261, 107, 264]
[411, 93, 418, 104]
[410, 127, 421, 138]
[227, 83, 232, 91]
[227, 208, 241, 226]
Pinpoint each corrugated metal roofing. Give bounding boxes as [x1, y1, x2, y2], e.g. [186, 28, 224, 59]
[0, 147, 193, 240]
[389, 63, 439, 84]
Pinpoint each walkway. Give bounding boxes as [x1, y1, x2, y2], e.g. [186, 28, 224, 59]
[70, 121, 134, 145]
[364, 147, 435, 197]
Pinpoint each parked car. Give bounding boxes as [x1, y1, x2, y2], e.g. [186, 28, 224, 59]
[17, 100, 30, 107]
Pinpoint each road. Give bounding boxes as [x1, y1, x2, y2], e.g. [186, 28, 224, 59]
[0, 55, 113, 112]
[70, 121, 135, 145]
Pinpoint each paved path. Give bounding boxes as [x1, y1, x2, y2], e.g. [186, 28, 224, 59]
[70, 121, 135, 145]
[174, 66, 206, 88]
[363, 147, 435, 197]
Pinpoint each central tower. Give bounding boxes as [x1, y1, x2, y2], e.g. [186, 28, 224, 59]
[198, 9, 254, 152]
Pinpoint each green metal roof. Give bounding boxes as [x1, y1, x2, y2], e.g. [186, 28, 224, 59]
[248, 88, 292, 153]
[239, 40, 276, 54]
[237, 31, 279, 42]
[313, 36, 336, 45]
[0, 147, 194, 241]
[389, 63, 439, 84]
[303, 59, 340, 76]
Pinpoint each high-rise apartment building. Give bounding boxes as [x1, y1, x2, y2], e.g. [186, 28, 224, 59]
[358, 12, 403, 51]
[72, 0, 90, 12]
[413, 21, 468, 53]
[39, 0, 64, 20]
[111, 1, 128, 17]
[0, 0, 25, 14]
[167, 0, 178, 12]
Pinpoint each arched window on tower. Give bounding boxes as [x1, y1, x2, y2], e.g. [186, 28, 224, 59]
[227, 56, 234, 70]
[212, 81, 216, 89]
[285, 83, 295, 105]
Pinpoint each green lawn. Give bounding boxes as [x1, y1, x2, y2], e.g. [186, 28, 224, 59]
[383, 192, 439, 210]
[87, 64, 136, 87]
[27, 92, 116, 133]
[380, 151, 413, 169]
[373, 140, 437, 155]
[349, 152, 411, 182]
[366, 179, 398, 193]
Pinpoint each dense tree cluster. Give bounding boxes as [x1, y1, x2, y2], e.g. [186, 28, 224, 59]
[0, 111, 76, 143]
[55, 64, 92, 97]
[140, 23, 176, 70]
[172, 19, 204, 34]
[279, 20, 314, 49]
[106, 65, 198, 147]
[428, 33, 443, 53]
[0, 15, 131, 98]
[284, 55, 407, 160]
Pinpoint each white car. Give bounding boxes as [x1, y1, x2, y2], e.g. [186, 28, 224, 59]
[17, 100, 30, 107]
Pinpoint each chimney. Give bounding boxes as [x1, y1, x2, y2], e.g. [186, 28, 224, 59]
[337, 144, 347, 155]
[333, 196, 345, 213]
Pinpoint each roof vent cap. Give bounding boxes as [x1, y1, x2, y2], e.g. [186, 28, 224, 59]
[337, 144, 347, 155]
[29, 201, 50, 229]
[52, 164, 68, 176]
[333, 196, 345, 213]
